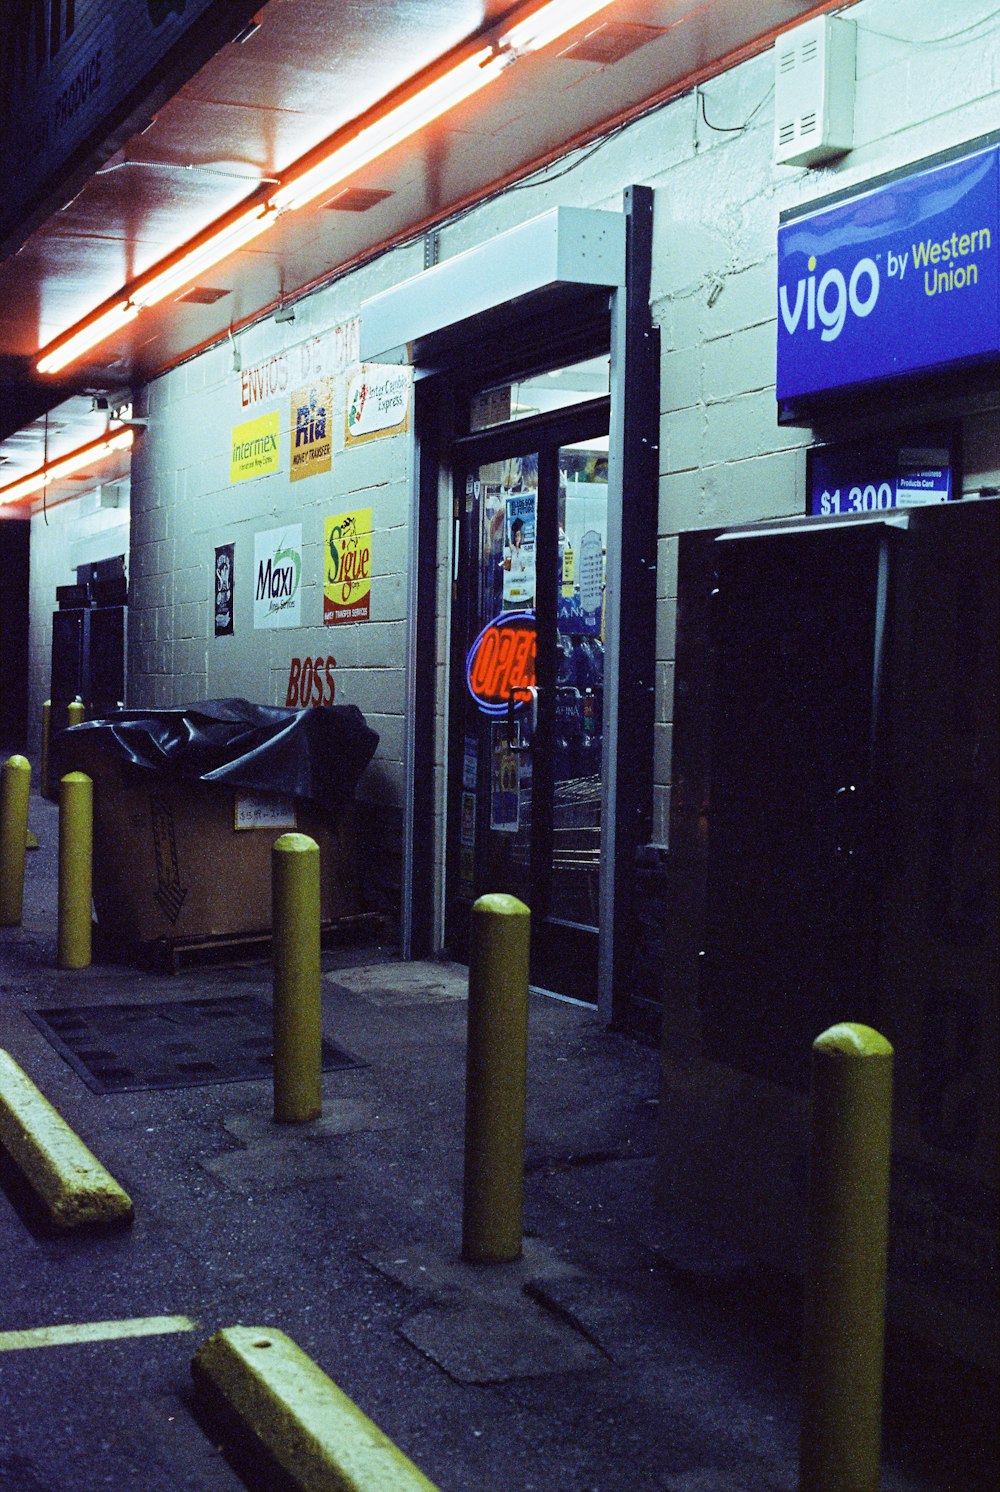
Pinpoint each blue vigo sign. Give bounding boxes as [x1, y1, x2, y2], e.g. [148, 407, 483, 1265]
[777, 145, 1000, 401]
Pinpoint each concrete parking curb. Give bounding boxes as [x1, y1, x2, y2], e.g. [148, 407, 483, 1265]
[192, 1325, 441, 1492]
[0, 1049, 133, 1228]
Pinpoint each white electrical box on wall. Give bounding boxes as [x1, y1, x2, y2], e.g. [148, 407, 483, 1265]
[774, 14, 856, 168]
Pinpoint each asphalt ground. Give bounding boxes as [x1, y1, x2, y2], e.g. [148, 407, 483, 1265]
[0, 784, 995, 1491]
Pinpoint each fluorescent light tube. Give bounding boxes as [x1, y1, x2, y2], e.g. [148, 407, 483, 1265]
[0, 429, 134, 507]
[37, 302, 139, 376]
[133, 203, 275, 309]
[36, 205, 273, 375]
[272, 46, 508, 212]
[34, 5, 584, 375]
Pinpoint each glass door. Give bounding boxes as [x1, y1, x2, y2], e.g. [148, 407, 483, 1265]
[446, 398, 609, 1002]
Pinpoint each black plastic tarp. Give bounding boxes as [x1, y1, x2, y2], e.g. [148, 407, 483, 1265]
[57, 699, 378, 807]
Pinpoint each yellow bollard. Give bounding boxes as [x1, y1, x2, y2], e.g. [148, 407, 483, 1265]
[66, 698, 85, 728]
[0, 755, 31, 927]
[799, 1022, 894, 1492]
[462, 892, 530, 1263]
[58, 772, 93, 970]
[41, 700, 52, 799]
[271, 832, 322, 1123]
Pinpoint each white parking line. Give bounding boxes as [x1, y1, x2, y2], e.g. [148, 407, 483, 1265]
[0, 1315, 197, 1352]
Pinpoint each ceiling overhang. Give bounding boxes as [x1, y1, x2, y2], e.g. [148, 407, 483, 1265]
[0, 0, 851, 491]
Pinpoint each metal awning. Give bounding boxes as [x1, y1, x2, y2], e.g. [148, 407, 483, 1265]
[360, 206, 625, 365]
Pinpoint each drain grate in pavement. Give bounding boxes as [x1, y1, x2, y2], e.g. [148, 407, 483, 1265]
[26, 995, 360, 1095]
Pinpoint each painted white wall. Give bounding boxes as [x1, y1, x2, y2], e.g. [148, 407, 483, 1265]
[128, 249, 423, 815]
[405, 0, 1000, 849]
[34, 0, 997, 919]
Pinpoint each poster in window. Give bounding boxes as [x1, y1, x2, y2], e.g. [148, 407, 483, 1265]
[578, 529, 603, 616]
[490, 723, 520, 832]
[462, 734, 478, 791]
[460, 791, 476, 848]
[502, 491, 536, 609]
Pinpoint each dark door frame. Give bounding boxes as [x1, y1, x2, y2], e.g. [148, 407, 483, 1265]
[404, 185, 659, 1024]
[446, 396, 612, 996]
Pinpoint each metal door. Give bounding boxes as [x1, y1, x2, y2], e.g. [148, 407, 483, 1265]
[446, 400, 610, 1000]
[699, 522, 896, 1086]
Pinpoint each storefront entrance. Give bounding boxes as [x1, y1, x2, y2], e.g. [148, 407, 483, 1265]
[446, 392, 610, 1002]
[360, 187, 657, 1019]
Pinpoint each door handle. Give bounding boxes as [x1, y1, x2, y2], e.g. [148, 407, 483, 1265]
[507, 686, 537, 751]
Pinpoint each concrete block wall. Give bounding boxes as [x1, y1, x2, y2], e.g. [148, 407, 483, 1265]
[642, 0, 1000, 845]
[115, 0, 1000, 940]
[422, 0, 1000, 859]
[128, 247, 424, 919]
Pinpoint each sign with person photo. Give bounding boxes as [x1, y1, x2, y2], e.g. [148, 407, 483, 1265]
[502, 491, 536, 609]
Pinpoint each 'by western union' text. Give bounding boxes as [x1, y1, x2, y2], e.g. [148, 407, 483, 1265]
[887, 226, 993, 299]
[230, 411, 280, 483]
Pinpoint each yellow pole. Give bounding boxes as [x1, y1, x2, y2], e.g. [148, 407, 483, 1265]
[0, 755, 31, 927]
[66, 698, 85, 728]
[41, 700, 52, 800]
[799, 1022, 894, 1492]
[271, 832, 322, 1123]
[462, 892, 530, 1263]
[58, 772, 93, 970]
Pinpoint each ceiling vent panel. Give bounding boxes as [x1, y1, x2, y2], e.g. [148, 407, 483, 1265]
[176, 285, 231, 304]
[324, 187, 394, 212]
[559, 22, 665, 65]
[774, 15, 855, 168]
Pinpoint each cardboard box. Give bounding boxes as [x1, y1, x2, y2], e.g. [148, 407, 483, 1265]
[69, 746, 360, 949]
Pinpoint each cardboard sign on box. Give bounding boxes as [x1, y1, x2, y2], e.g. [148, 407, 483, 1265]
[70, 745, 359, 951]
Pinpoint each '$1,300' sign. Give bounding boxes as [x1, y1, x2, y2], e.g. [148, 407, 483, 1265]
[817, 481, 897, 516]
[810, 433, 953, 517]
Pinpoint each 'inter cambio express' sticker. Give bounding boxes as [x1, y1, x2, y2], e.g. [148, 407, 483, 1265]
[345, 364, 410, 444]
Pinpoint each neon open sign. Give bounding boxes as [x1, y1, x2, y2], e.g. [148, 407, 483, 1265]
[466, 611, 537, 715]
